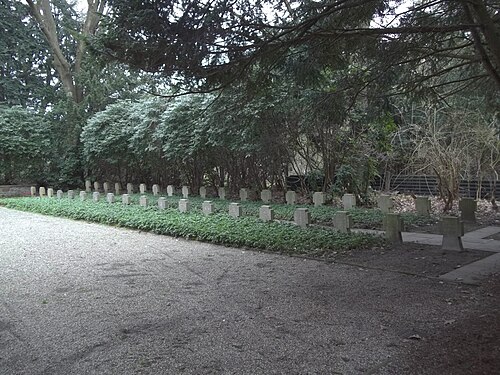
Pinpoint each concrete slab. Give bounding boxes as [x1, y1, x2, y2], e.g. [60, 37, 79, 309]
[462, 226, 500, 240]
[439, 252, 500, 285]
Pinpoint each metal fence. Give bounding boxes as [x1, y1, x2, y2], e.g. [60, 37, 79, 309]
[372, 175, 499, 198]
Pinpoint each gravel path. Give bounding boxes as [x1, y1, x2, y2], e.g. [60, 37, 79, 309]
[0, 207, 498, 374]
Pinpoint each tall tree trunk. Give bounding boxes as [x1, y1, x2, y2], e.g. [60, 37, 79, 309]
[26, 0, 106, 103]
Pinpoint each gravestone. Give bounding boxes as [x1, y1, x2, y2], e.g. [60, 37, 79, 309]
[415, 196, 431, 216]
[167, 185, 174, 197]
[115, 183, 121, 195]
[47, 188, 54, 198]
[122, 194, 131, 205]
[259, 205, 274, 222]
[261, 190, 272, 203]
[39, 187, 46, 197]
[30, 186, 36, 197]
[139, 183, 147, 194]
[139, 195, 148, 207]
[285, 190, 296, 205]
[93, 192, 100, 202]
[94, 181, 100, 192]
[182, 186, 189, 198]
[218, 187, 227, 200]
[294, 208, 310, 228]
[313, 192, 326, 207]
[333, 211, 352, 233]
[107, 193, 115, 204]
[179, 199, 190, 213]
[202, 201, 214, 216]
[459, 198, 477, 222]
[67, 190, 75, 199]
[342, 194, 356, 210]
[80, 191, 87, 201]
[85, 180, 92, 192]
[127, 183, 134, 194]
[199, 186, 207, 199]
[103, 182, 110, 193]
[56, 190, 63, 199]
[158, 197, 167, 210]
[152, 184, 160, 196]
[239, 188, 249, 202]
[378, 195, 393, 213]
[384, 213, 403, 243]
[229, 203, 242, 218]
[441, 216, 464, 251]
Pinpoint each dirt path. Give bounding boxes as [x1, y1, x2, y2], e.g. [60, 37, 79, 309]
[0, 207, 498, 374]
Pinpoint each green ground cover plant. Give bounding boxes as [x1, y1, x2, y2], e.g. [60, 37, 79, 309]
[143, 194, 435, 228]
[0, 197, 384, 257]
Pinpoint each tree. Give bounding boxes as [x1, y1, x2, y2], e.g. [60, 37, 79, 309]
[0, 105, 53, 184]
[97, 0, 500, 97]
[0, 0, 57, 108]
[25, 0, 106, 103]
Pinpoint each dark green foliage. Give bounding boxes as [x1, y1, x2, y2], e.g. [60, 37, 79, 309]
[0, 106, 53, 184]
[0, 197, 383, 257]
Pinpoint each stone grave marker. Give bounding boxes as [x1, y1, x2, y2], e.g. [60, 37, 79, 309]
[333, 211, 352, 233]
[80, 191, 87, 201]
[313, 192, 326, 207]
[122, 194, 131, 205]
[286, 190, 296, 205]
[199, 186, 207, 199]
[47, 188, 54, 198]
[260, 190, 272, 203]
[30, 186, 36, 197]
[167, 185, 175, 197]
[239, 188, 249, 201]
[139, 183, 147, 194]
[441, 216, 464, 251]
[56, 190, 63, 199]
[182, 186, 189, 198]
[179, 199, 190, 213]
[294, 208, 310, 228]
[152, 184, 160, 196]
[202, 201, 214, 216]
[115, 183, 121, 195]
[259, 205, 274, 222]
[342, 194, 356, 210]
[103, 182, 110, 193]
[229, 203, 242, 218]
[127, 183, 134, 194]
[107, 193, 115, 204]
[384, 213, 403, 243]
[68, 190, 75, 199]
[415, 196, 431, 216]
[93, 192, 100, 202]
[85, 180, 92, 192]
[158, 197, 167, 210]
[218, 187, 227, 200]
[94, 181, 100, 192]
[39, 187, 46, 197]
[378, 195, 393, 213]
[459, 198, 477, 222]
[139, 195, 148, 207]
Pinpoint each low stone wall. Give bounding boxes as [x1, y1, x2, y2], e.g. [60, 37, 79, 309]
[0, 185, 32, 197]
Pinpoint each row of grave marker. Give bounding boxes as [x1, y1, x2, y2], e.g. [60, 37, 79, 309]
[34, 183, 479, 222]
[31, 187, 467, 250]
[31, 187, 355, 233]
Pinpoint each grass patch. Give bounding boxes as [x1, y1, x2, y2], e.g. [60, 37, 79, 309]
[0, 197, 383, 257]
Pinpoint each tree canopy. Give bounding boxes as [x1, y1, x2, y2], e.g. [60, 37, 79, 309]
[97, 0, 500, 97]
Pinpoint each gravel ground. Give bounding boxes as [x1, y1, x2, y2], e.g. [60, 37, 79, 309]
[0, 207, 499, 374]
